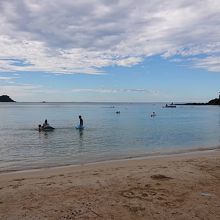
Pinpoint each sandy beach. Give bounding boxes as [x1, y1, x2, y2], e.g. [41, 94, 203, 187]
[0, 150, 220, 220]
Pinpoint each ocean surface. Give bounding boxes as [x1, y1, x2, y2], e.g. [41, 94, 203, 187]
[0, 102, 219, 172]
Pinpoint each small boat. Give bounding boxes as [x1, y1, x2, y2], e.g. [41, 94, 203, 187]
[163, 103, 176, 108]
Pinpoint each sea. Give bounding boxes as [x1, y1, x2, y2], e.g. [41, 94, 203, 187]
[0, 102, 219, 172]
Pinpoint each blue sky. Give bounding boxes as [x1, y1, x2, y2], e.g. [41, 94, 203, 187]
[0, 0, 220, 102]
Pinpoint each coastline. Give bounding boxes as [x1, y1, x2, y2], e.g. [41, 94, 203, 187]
[0, 149, 220, 219]
[1, 144, 219, 174]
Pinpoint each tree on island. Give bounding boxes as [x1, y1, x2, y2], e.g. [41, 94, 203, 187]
[0, 95, 15, 102]
[207, 98, 220, 105]
[176, 93, 220, 105]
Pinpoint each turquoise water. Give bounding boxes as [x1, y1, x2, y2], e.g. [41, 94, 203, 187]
[0, 102, 219, 172]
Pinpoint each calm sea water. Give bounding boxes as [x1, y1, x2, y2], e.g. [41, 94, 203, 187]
[0, 102, 219, 172]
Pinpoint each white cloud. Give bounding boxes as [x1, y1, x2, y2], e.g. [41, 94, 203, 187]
[0, 0, 220, 74]
[0, 76, 18, 80]
[0, 84, 42, 98]
[0, 84, 73, 101]
[193, 56, 220, 72]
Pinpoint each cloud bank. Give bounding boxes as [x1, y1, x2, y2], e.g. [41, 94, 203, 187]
[0, 84, 159, 102]
[1, 0, 220, 74]
[71, 88, 158, 93]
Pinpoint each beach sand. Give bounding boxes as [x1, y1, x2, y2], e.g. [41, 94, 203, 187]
[0, 150, 220, 220]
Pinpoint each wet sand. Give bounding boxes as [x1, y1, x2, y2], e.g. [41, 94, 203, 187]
[0, 150, 220, 220]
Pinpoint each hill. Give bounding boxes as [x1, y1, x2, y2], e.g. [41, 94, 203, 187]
[0, 95, 15, 102]
[176, 97, 220, 105]
[207, 98, 220, 105]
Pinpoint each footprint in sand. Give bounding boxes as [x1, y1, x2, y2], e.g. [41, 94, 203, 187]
[12, 178, 26, 182]
[121, 187, 155, 200]
[150, 174, 173, 180]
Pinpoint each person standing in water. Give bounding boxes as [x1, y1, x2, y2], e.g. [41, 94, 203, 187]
[79, 115, 83, 127]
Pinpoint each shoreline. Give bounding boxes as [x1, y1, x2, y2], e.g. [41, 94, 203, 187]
[0, 149, 220, 219]
[0, 148, 220, 219]
[1, 144, 219, 175]
[0, 148, 219, 178]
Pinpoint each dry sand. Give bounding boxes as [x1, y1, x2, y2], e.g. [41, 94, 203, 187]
[0, 150, 220, 220]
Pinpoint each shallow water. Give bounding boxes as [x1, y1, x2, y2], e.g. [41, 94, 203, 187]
[0, 102, 219, 172]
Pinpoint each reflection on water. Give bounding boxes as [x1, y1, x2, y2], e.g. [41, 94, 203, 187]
[77, 129, 84, 152]
[0, 102, 219, 172]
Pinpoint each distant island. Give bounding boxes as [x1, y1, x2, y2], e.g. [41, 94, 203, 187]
[0, 95, 15, 102]
[176, 94, 220, 105]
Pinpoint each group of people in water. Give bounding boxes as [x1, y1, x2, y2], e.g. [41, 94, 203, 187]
[151, 112, 156, 117]
[38, 119, 51, 131]
[38, 111, 157, 131]
[38, 115, 83, 132]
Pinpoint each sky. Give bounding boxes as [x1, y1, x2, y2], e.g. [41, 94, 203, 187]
[0, 0, 220, 102]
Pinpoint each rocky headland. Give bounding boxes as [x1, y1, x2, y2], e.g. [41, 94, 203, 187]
[0, 95, 15, 102]
[176, 97, 220, 105]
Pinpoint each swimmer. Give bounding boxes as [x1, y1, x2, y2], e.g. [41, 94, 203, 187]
[151, 112, 156, 117]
